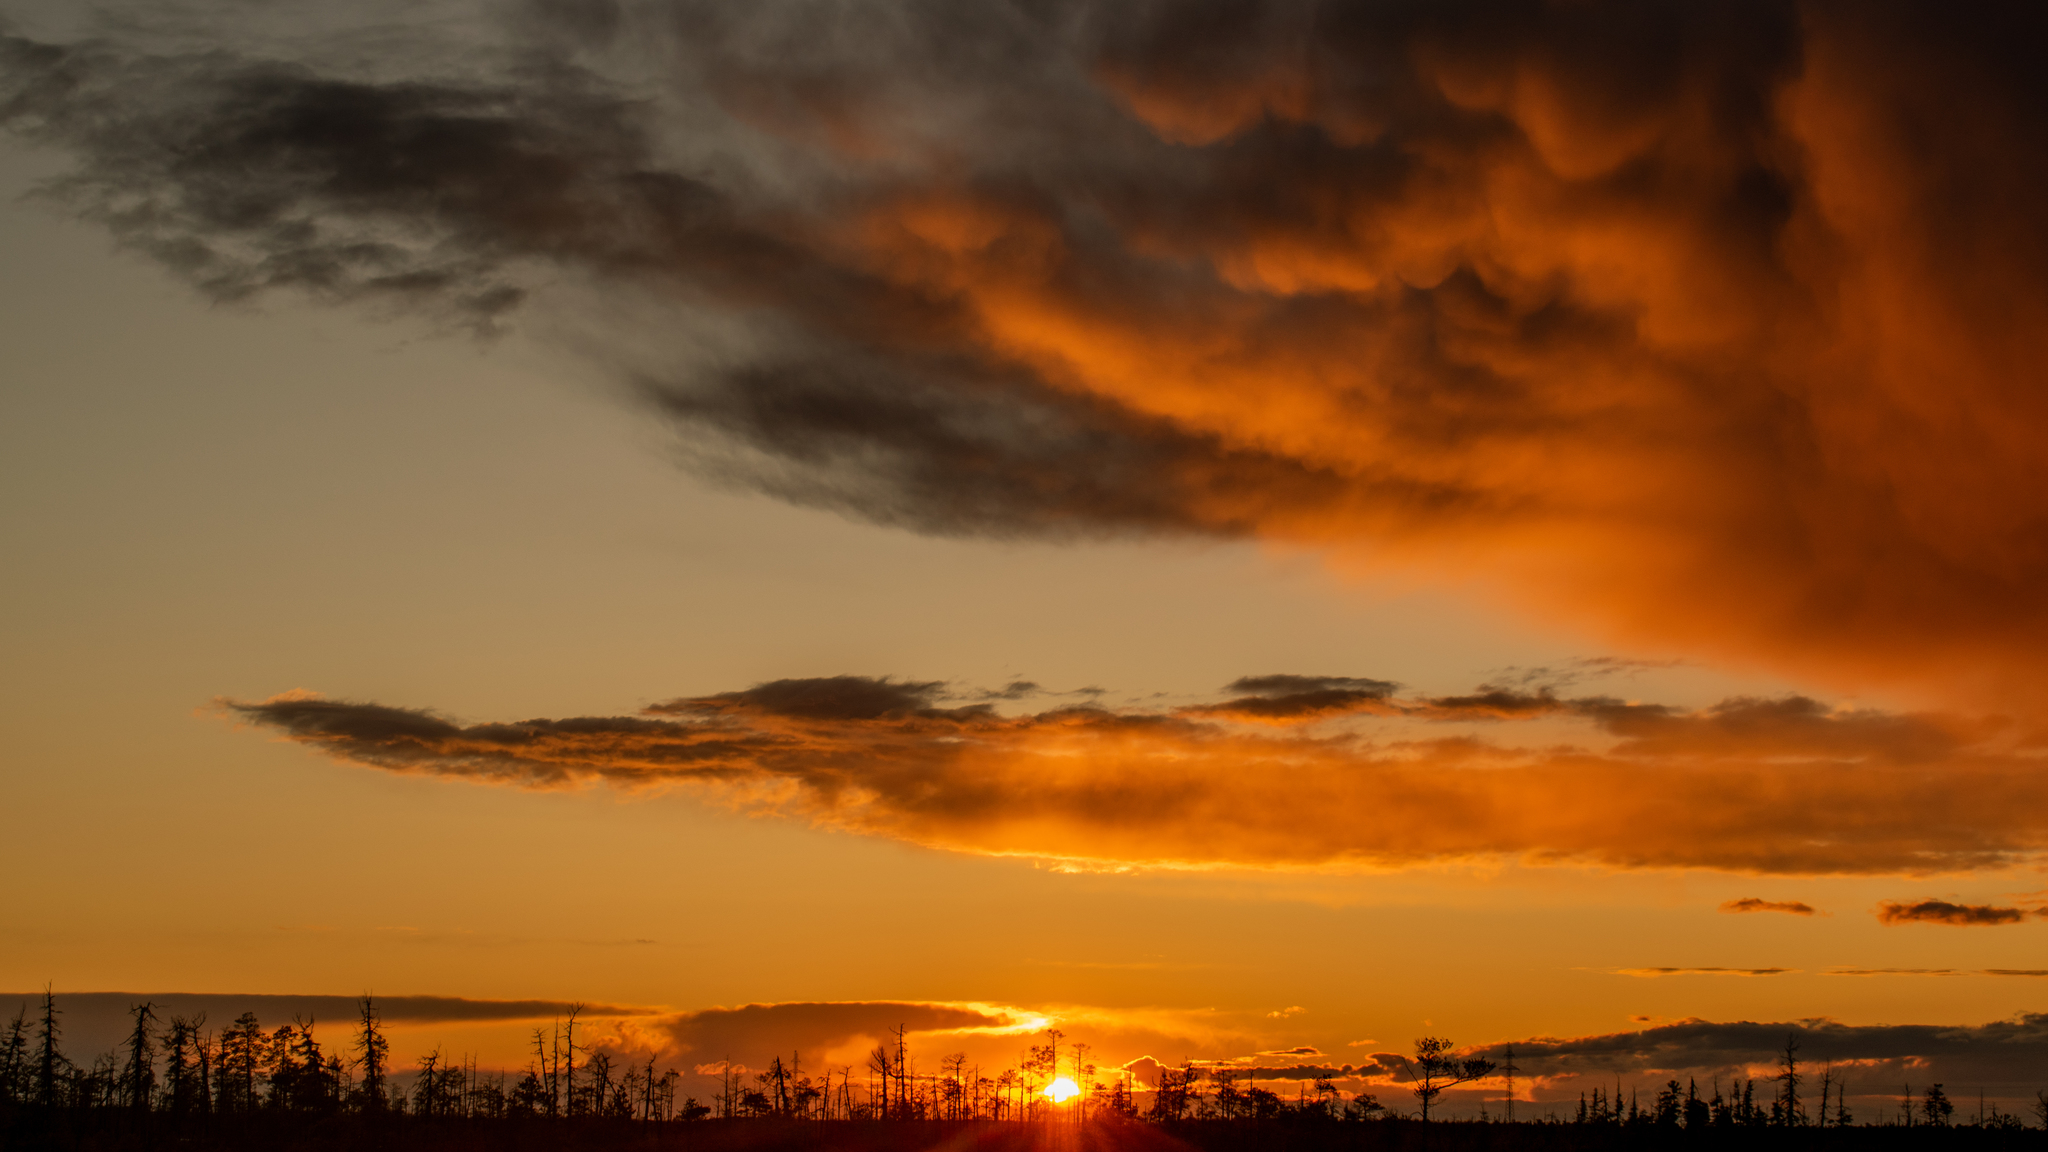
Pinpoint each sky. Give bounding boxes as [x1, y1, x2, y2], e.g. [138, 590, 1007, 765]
[4, 0, 2048, 1119]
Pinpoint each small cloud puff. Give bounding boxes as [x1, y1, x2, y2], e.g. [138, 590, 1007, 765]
[1720, 898, 1819, 916]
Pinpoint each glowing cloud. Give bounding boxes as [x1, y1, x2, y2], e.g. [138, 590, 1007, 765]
[222, 674, 2048, 875]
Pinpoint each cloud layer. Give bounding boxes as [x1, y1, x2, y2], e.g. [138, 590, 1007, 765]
[7, 1, 2048, 696]
[224, 674, 2048, 874]
[1475, 1015, 2048, 1105]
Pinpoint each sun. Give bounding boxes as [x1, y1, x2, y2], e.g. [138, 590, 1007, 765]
[1043, 1076, 1080, 1104]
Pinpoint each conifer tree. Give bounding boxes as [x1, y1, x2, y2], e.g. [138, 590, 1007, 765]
[353, 996, 388, 1112]
[35, 986, 63, 1108]
[0, 1004, 29, 1105]
[121, 1001, 156, 1112]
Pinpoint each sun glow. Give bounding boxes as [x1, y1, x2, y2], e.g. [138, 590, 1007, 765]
[1043, 1076, 1080, 1104]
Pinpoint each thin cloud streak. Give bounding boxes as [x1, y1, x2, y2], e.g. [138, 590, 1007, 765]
[1611, 968, 1794, 978]
[1825, 968, 2048, 978]
[1719, 898, 1819, 916]
[222, 673, 2048, 875]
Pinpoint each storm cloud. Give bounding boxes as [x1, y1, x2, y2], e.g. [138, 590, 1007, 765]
[5, 0, 2048, 698]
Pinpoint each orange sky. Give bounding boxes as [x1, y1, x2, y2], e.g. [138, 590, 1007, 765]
[6, 0, 2048, 1118]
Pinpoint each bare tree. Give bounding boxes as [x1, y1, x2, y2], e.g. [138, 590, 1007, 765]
[560, 1005, 582, 1116]
[1775, 1034, 1802, 1125]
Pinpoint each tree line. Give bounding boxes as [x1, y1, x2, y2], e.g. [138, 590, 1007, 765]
[6, 988, 2047, 1135]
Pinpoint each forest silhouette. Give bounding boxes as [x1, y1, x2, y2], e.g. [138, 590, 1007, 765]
[3, 989, 2041, 1151]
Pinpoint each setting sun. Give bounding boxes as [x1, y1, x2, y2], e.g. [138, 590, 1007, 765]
[1043, 1077, 1080, 1104]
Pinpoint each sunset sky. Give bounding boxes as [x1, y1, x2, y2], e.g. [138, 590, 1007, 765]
[6, 0, 2048, 1118]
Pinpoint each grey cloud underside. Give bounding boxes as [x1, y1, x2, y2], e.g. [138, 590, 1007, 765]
[14, 1, 2048, 694]
[0, 0, 1842, 540]
[652, 1001, 1015, 1064]
[220, 672, 2048, 874]
[0, 23, 1355, 538]
[1479, 1016, 2048, 1096]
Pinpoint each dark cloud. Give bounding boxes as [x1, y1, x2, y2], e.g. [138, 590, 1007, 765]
[979, 681, 1041, 701]
[625, 1000, 1022, 1068]
[1474, 1014, 2048, 1105]
[1224, 675, 1397, 696]
[1204, 1063, 1352, 1082]
[223, 674, 2048, 874]
[7, 2, 2048, 699]
[1411, 688, 1573, 722]
[654, 676, 952, 721]
[1875, 899, 2042, 927]
[1182, 674, 1399, 724]
[1719, 897, 1818, 916]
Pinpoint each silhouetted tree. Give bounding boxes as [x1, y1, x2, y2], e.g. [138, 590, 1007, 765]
[121, 1001, 156, 1112]
[1775, 1034, 1803, 1125]
[1654, 1080, 1682, 1127]
[1922, 1083, 1953, 1126]
[0, 1003, 30, 1105]
[35, 986, 63, 1108]
[352, 995, 388, 1112]
[215, 1011, 260, 1113]
[1500, 1044, 1519, 1122]
[1404, 1036, 1495, 1121]
[161, 1016, 205, 1116]
[560, 1005, 582, 1117]
[1151, 1063, 1198, 1121]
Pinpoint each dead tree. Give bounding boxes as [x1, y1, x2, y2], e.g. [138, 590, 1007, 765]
[1775, 1034, 1802, 1125]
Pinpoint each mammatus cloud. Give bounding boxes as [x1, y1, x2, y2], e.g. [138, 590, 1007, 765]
[1875, 899, 2044, 927]
[7, 2, 2048, 696]
[223, 673, 2048, 874]
[1719, 898, 1818, 916]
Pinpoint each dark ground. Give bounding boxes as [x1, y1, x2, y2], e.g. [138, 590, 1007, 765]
[2, 1115, 2040, 1152]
